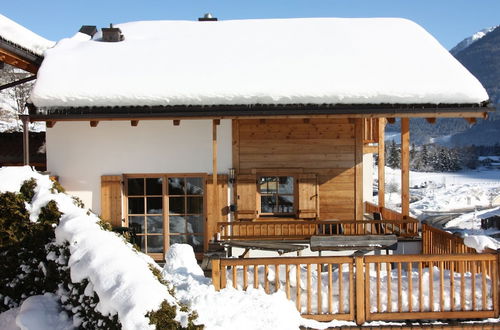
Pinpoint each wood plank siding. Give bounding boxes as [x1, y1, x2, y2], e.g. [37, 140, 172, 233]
[234, 118, 358, 220]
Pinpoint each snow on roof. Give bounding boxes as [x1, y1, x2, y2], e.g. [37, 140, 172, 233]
[0, 14, 55, 56]
[31, 18, 489, 108]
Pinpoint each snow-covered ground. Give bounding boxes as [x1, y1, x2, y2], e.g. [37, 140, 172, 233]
[378, 166, 500, 252]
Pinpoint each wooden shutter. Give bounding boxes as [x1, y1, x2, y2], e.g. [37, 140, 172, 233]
[297, 174, 318, 219]
[101, 175, 122, 228]
[236, 174, 257, 220]
[206, 175, 229, 242]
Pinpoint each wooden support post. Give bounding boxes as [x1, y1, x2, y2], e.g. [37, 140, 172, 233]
[213, 119, 219, 221]
[355, 256, 366, 325]
[355, 119, 364, 220]
[131, 120, 139, 126]
[212, 259, 221, 291]
[90, 121, 99, 127]
[19, 114, 29, 166]
[378, 118, 385, 207]
[401, 118, 410, 218]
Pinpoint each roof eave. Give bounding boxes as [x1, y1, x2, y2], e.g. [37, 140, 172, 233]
[28, 102, 493, 121]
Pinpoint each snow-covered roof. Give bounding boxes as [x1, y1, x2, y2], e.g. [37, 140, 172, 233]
[0, 14, 54, 56]
[31, 18, 489, 108]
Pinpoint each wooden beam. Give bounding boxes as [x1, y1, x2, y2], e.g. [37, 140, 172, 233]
[425, 118, 436, 124]
[90, 121, 99, 127]
[355, 118, 364, 220]
[386, 118, 396, 124]
[131, 120, 139, 126]
[46, 121, 56, 128]
[0, 49, 38, 74]
[465, 117, 476, 124]
[212, 119, 218, 219]
[363, 145, 378, 154]
[401, 118, 410, 218]
[378, 118, 385, 208]
[173, 119, 180, 126]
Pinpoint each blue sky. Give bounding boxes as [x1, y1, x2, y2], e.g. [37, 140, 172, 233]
[2, 0, 499, 50]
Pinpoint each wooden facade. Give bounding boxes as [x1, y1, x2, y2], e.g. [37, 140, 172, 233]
[233, 118, 360, 221]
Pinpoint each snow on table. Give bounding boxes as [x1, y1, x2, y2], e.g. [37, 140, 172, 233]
[31, 17, 488, 108]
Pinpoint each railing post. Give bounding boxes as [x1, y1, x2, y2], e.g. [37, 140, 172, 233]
[212, 259, 221, 291]
[355, 256, 366, 325]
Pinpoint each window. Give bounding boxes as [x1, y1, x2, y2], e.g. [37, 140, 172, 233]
[168, 177, 204, 253]
[125, 174, 205, 257]
[258, 176, 294, 216]
[127, 177, 164, 254]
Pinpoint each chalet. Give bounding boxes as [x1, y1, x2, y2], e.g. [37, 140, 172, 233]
[20, 16, 500, 325]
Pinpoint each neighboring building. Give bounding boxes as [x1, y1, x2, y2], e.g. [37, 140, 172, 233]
[25, 17, 491, 260]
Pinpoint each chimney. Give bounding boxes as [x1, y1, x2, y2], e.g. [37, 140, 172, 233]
[79, 25, 98, 37]
[101, 24, 124, 42]
[198, 13, 218, 21]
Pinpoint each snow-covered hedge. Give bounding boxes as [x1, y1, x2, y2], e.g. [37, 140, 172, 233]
[0, 166, 201, 329]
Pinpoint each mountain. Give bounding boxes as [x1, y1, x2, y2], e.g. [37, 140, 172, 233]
[393, 26, 500, 146]
[450, 26, 499, 57]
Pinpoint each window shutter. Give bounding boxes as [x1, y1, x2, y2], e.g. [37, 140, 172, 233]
[236, 174, 257, 220]
[206, 175, 229, 242]
[297, 174, 318, 219]
[101, 175, 122, 228]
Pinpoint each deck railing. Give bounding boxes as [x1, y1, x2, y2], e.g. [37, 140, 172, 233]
[218, 219, 419, 240]
[212, 253, 499, 325]
[422, 223, 478, 255]
[364, 201, 418, 221]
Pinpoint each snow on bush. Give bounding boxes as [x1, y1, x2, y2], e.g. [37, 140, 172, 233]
[0, 166, 199, 329]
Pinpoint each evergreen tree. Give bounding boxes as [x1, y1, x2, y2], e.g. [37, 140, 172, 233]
[386, 140, 400, 169]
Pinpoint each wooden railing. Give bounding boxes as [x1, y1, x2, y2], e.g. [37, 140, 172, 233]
[217, 219, 419, 240]
[422, 223, 477, 255]
[365, 201, 418, 221]
[212, 256, 355, 321]
[212, 253, 499, 325]
[363, 254, 499, 323]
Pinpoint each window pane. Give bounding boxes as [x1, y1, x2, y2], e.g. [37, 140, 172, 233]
[169, 197, 185, 214]
[260, 177, 277, 193]
[129, 216, 144, 233]
[187, 197, 203, 214]
[279, 177, 294, 194]
[278, 195, 294, 213]
[168, 178, 185, 195]
[133, 235, 145, 251]
[188, 235, 204, 253]
[128, 197, 144, 214]
[169, 234, 187, 246]
[146, 178, 163, 195]
[186, 177, 204, 195]
[261, 195, 276, 213]
[169, 215, 186, 233]
[147, 197, 163, 214]
[187, 215, 204, 234]
[147, 216, 163, 233]
[147, 235, 163, 253]
[127, 178, 144, 196]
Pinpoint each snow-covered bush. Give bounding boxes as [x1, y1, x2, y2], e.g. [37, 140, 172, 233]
[0, 167, 202, 329]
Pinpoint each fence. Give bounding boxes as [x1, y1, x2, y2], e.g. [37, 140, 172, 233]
[422, 223, 477, 255]
[365, 201, 419, 221]
[212, 253, 499, 325]
[218, 219, 419, 240]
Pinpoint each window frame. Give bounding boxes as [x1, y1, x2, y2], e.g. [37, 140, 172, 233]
[123, 173, 207, 260]
[256, 174, 296, 218]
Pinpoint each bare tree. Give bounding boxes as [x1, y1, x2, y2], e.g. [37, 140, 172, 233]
[0, 63, 35, 130]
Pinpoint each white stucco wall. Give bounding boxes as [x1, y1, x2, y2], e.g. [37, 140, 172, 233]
[46, 120, 232, 214]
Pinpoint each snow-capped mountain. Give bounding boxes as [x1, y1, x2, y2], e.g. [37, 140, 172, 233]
[450, 25, 499, 56]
